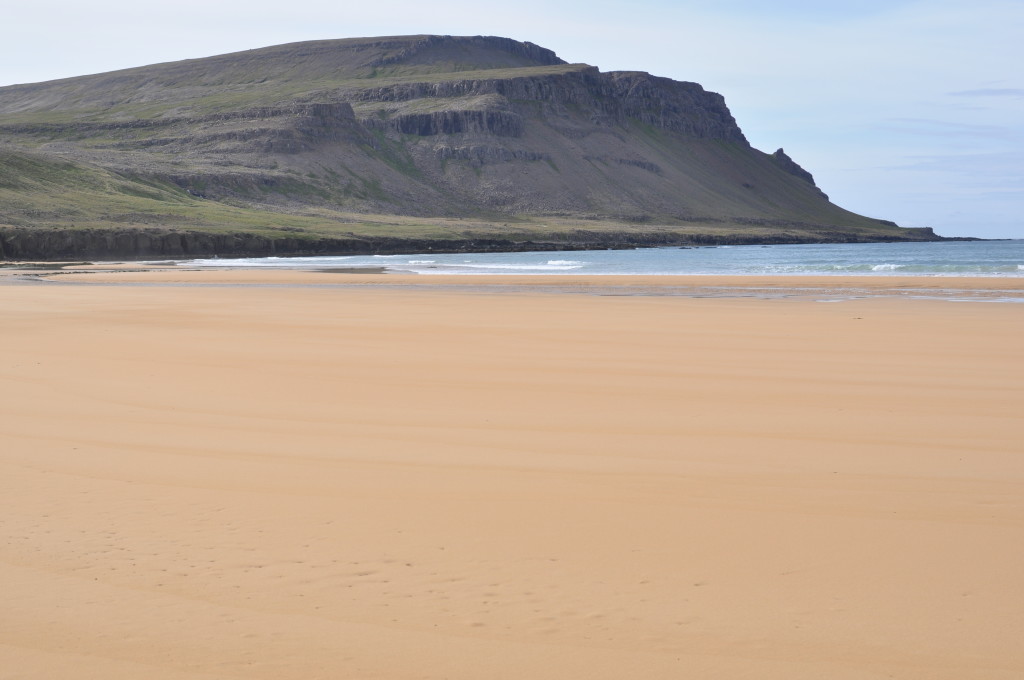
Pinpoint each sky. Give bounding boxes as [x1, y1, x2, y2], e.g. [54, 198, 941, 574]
[1, 0, 1021, 238]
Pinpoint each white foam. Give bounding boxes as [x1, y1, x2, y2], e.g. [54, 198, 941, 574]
[547, 260, 584, 265]
[407, 260, 435, 264]
[457, 263, 583, 270]
[412, 262, 585, 274]
[871, 263, 902, 271]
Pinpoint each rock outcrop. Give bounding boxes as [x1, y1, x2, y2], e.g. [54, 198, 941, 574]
[0, 225, 940, 260]
[771, 148, 825, 194]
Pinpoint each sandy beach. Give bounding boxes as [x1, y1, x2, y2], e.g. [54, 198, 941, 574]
[2, 269, 1022, 679]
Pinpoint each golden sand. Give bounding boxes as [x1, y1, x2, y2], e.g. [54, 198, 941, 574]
[2, 269, 1022, 679]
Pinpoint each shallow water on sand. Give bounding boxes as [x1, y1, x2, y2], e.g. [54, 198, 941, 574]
[182, 240, 1024, 277]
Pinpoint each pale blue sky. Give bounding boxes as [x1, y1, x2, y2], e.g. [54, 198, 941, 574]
[2, 0, 1020, 238]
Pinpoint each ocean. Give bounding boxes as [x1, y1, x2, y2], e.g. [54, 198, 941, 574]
[182, 239, 1024, 277]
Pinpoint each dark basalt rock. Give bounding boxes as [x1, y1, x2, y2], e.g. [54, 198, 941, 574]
[771, 148, 818, 183]
[605, 71, 746, 142]
[0, 225, 940, 261]
[435, 145, 550, 164]
[373, 109, 524, 137]
[770, 148, 829, 199]
[344, 67, 745, 142]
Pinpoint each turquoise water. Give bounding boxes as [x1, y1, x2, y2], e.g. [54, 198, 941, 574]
[184, 240, 1024, 277]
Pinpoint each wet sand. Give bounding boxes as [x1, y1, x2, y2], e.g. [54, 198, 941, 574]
[2, 270, 1022, 679]
[23, 262, 1024, 291]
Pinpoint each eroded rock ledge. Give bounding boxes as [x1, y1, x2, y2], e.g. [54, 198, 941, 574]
[0, 225, 940, 261]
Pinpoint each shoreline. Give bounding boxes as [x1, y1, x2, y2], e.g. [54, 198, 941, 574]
[5, 264, 1024, 301]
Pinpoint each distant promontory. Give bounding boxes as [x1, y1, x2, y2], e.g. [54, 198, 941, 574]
[0, 35, 939, 259]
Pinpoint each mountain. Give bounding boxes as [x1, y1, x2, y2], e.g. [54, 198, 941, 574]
[0, 35, 938, 259]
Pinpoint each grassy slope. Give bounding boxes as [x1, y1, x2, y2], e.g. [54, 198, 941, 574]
[0, 149, 480, 239]
[0, 64, 589, 126]
[0, 148, 911, 245]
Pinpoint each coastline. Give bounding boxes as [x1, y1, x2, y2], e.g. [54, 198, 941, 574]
[7, 263, 1024, 301]
[0, 225, 945, 262]
[2, 268, 1023, 679]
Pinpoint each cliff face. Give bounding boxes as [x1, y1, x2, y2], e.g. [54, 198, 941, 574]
[606, 71, 745, 142]
[347, 68, 745, 142]
[0, 35, 937, 256]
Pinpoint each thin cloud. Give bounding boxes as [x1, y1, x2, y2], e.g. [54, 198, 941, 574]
[883, 150, 1024, 178]
[949, 88, 1024, 97]
[872, 118, 1013, 139]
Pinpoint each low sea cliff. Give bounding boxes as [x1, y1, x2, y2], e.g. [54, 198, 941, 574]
[0, 226, 940, 261]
